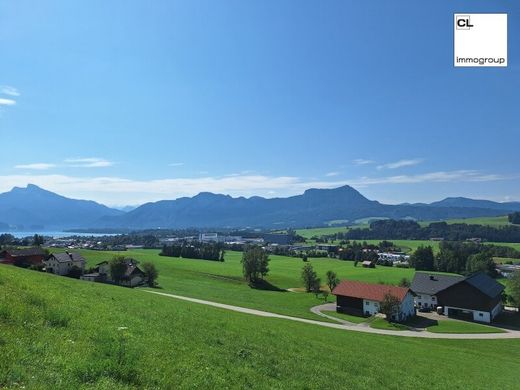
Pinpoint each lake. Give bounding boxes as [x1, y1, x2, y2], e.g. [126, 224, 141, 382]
[0, 231, 118, 239]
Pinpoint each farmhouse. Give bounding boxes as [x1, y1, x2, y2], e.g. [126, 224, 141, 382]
[411, 272, 464, 310]
[0, 248, 46, 266]
[80, 261, 110, 282]
[119, 259, 146, 287]
[44, 252, 86, 276]
[435, 272, 504, 323]
[332, 280, 415, 321]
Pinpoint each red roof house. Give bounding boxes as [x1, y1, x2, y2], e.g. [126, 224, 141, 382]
[332, 280, 415, 321]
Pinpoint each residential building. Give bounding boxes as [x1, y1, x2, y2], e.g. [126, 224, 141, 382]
[44, 252, 86, 276]
[332, 280, 415, 321]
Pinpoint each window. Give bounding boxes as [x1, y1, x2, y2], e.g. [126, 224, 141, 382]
[417, 295, 421, 299]
[365, 301, 369, 306]
[479, 313, 483, 317]
[432, 296, 436, 301]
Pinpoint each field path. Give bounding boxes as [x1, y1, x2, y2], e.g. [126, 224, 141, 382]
[143, 290, 520, 339]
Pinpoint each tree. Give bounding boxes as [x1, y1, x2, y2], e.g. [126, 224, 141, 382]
[466, 252, 496, 277]
[32, 234, 44, 247]
[241, 246, 270, 284]
[322, 290, 330, 302]
[379, 293, 401, 322]
[110, 256, 128, 285]
[301, 263, 319, 293]
[312, 277, 322, 298]
[508, 270, 520, 308]
[410, 245, 434, 271]
[143, 262, 159, 287]
[398, 277, 411, 288]
[326, 270, 339, 292]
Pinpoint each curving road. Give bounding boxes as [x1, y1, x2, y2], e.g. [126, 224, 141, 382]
[143, 290, 520, 339]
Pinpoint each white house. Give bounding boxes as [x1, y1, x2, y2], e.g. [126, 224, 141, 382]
[44, 252, 86, 276]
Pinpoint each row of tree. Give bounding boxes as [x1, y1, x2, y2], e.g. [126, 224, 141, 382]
[410, 242, 497, 276]
[343, 219, 520, 243]
[160, 243, 225, 261]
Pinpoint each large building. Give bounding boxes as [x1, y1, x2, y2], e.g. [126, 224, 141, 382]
[332, 280, 415, 322]
[44, 252, 86, 276]
[411, 272, 504, 323]
[436, 273, 504, 323]
[411, 272, 464, 310]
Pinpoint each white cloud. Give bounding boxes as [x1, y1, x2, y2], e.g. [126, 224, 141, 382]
[0, 98, 16, 106]
[64, 158, 114, 168]
[349, 170, 509, 186]
[1, 86, 20, 97]
[168, 162, 185, 167]
[377, 158, 423, 170]
[14, 163, 57, 170]
[325, 172, 340, 177]
[353, 159, 376, 165]
[0, 169, 511, 206]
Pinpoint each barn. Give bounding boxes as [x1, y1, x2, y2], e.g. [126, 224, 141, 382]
[435, 272, 504, 323]
[0, 248, 46, 267]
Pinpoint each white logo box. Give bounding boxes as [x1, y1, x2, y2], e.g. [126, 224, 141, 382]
[454, 13, 507, 67]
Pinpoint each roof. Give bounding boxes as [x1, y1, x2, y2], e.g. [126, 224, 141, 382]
[50, 252, 86, 264]
[411, 272, 464, 295]
[124, 264, 145, 278]
[2, 247, 46, 257]
[361, 261, 373, 265]
[464, 272, 504, 298]
[332, 280, 409, 302]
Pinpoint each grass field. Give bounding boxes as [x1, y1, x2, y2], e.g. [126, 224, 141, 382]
[321, 310, 368, 324]
[295, 226, 348, 239]
[2, 265, 520, 389]
[56, 249, 413, 322]
[426, 320, 505, 334]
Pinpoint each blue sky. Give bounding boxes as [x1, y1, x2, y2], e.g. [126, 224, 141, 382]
[0, 0, 518, 206]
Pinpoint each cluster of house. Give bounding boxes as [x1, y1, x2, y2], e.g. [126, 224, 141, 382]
[332, 271, 504, 324]
[0, 248, 146, 287]
[377, 252, 410, 266]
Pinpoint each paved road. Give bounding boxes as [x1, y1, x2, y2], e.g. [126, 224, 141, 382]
[143, 290, 520, 339]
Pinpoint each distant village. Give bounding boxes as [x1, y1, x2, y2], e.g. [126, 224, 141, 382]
[0, 247, 148, 288]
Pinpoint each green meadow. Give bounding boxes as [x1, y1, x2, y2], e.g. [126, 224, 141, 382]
[62, 249, 414, 321]
[295, 226, 348, 239]
[1, 264, 520, 389]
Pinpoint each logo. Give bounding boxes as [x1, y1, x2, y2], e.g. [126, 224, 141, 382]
[456, 15, 474, 30]
[454, 13, 507, 67]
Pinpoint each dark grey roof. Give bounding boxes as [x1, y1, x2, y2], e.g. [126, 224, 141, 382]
[3, 247, 46, 257]
[464, 272, 504, 298]
[411, 272, 464, 295]
[50, 252, 86, 263]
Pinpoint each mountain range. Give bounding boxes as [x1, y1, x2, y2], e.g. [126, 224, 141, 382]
[0, 184, 519, 231]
